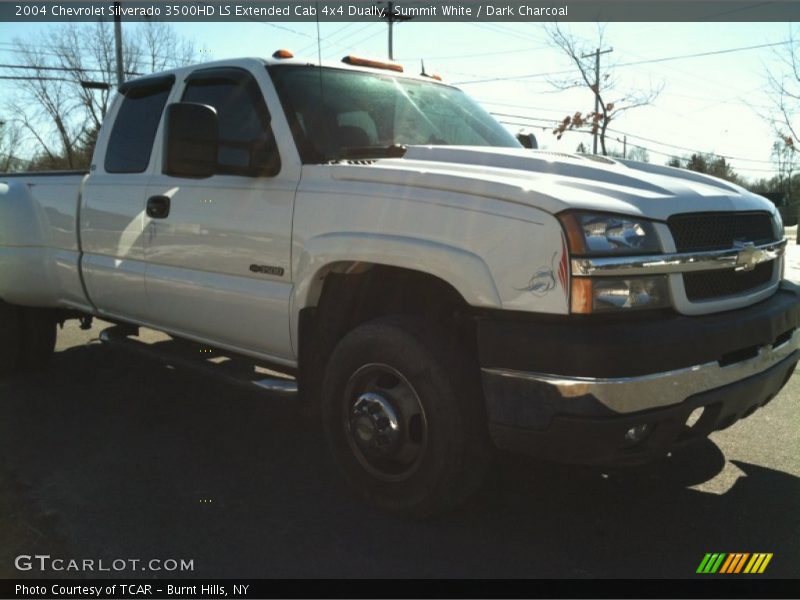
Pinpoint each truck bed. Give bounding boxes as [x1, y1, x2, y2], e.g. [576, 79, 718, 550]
[0, 172, 89, 310]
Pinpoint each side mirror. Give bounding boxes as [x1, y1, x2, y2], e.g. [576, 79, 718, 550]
[517, 132, 538, 150]
[164, 102, 218, 178]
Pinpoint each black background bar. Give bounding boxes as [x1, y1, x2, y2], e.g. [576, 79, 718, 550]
[3, 1, 800, 23]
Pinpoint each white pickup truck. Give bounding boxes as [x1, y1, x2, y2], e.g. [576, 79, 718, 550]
[1, 53, 798, 517]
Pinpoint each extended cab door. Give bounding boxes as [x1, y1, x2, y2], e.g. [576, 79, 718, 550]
[81, 75, 175, 321]
[143, 66, 298, 362]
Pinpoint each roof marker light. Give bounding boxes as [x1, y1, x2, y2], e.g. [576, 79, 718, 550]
[342, 55, 404, 73]
[273, 49, 294, 59]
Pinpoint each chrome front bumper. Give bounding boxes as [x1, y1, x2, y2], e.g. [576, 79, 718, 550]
[482, 329, 799, 414]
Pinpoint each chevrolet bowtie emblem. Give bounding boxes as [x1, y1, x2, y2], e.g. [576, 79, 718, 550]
[733, 241, 766, 272]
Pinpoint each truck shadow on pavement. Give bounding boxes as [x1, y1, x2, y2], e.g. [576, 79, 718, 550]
[1, 340, 797, 579]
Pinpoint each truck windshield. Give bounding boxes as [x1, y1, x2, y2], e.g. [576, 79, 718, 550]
[268, 65, 521, 162]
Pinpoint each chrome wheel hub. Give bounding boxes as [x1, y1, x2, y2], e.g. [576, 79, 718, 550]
[343, 364, 428, 482]
[350, 392, 401, 455]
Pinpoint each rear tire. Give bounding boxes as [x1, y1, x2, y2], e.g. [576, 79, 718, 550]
[321, 315, 491, 518]
[0, 301, 21, 377]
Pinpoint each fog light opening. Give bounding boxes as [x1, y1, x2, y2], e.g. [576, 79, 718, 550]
[686, 407, 705, 428]
[622, 423, 653, 448]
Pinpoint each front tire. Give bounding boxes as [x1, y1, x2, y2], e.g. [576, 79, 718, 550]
[321, 316, 490, 518]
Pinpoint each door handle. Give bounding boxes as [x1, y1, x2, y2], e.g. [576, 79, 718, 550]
[146, 195, 171, 219]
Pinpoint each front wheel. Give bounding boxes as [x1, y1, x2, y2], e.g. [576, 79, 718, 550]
[321, 316, 490, 518]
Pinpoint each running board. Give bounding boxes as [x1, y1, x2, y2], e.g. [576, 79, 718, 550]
[98, 326, 298, 397]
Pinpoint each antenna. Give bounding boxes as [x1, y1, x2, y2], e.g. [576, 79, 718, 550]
[314, 6, 324, 105]
[315, 1, 323, 68]
[315, 1, 327, 161]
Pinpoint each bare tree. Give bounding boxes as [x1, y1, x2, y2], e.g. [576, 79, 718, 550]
[0, 120, 24, 171]
[546, 24, 662, 155]
[627, 145, 650, 163]
[772, 139, 796, 203]
[140, 21, 197, 73]
[8, 40, 86, 168]
[6, 22, 197, 170]
[766, 27, 799, 153]
[50, 23, 142, 133]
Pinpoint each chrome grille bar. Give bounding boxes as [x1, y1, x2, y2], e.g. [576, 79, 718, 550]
[571, 239, 787, 277]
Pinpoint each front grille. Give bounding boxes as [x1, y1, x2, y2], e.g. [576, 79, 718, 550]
[683, 262, 774, 301]
[668, 212, 776, 252]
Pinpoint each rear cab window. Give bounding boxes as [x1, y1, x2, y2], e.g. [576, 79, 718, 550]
[104, 75, 175, 174]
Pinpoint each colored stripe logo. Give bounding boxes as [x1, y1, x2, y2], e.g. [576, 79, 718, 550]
[697, 553, 773, 574]
[557, 236, 568, 298]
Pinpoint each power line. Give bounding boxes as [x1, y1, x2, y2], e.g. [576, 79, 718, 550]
[484, 93, 719, 116]
[490, 111, 778, 165]
[454, 39, 795, 86]
[493, 119, 780, 173]
[0, 75, 76, 83]
[617, 142, 779, 173]
[318, 22, 380, 57]
[324, 25, 385, 58]
[607, 127, 776, 165]
[0, 62, 140, 76]
[189, 0, 311, 38]
[0, 23, 215, 69]
[452, 67, 575, 85]
[397, 43, 551, 62]
[479, 102, 566, 115]
[612, 40, 793, 69]
[469, 22, 545, 45]
[296, 20, 366, 54]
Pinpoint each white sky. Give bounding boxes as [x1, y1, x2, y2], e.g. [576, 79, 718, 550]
[0, 18, 795, 181]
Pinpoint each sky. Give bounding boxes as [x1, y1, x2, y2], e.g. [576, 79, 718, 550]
[0, 17, 796, 181]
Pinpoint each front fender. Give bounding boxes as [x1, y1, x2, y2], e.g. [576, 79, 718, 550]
[289, 231, 502, 355]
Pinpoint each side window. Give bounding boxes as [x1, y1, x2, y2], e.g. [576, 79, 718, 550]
[105, 77, 173, 173]
[180, 69, 280, 177]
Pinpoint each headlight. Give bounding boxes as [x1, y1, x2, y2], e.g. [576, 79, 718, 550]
[558, 211, 669, 314]
[571, 276, 671, 313]
[559, 211, 663, 255]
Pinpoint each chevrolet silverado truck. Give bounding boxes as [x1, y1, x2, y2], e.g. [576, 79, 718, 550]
[1, 53, 798, 517]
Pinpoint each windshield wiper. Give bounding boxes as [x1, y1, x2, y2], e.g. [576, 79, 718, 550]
[331, 144, 407, 161]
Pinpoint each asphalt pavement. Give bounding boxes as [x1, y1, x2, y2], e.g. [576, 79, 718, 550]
[1, 239, 798, 580]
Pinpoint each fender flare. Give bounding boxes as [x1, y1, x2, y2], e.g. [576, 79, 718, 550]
[289, 231, 502, 355]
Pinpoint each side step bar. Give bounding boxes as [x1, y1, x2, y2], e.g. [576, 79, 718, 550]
[98, 326, 298, 397]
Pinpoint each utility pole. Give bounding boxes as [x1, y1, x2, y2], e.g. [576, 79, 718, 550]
[581, 46, 613, 154]
[379, 2, 413, 61]
[113, 1, 124, 87]
[623, 135, 627, 158]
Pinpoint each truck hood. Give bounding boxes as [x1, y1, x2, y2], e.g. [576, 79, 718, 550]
[330, 145, 777, 221]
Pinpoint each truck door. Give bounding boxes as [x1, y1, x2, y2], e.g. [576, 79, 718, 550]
[143, 67, 297, 361]
[81, 75, 175, 322]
